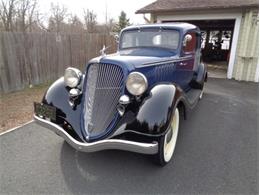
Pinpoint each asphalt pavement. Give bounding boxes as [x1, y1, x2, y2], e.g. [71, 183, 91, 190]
[0, 78, 258, 194]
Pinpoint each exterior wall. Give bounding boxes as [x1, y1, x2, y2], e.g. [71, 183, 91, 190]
[232, 9, 259, 82]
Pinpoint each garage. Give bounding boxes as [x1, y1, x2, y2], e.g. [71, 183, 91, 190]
[136, 0, 259, 82]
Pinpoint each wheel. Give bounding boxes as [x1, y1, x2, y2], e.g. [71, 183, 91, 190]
[199, 73, 207, 100]
[154, 108, 180, 166]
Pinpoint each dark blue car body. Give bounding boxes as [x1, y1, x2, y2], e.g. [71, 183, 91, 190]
[34, 23, 207, 165]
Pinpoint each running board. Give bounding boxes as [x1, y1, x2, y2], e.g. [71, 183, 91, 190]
[185, 88, 202, 106]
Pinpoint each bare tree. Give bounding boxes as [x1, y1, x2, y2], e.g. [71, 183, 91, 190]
[0, 0, 16, 31]
[68, 14, 84, 33]
[48, 3, 68, 33]
[26, 0, 37, 32]
[34, 10, 48, 32]
[83, 9, 97, 33]
[0, 0, 39, 32]
[15, 0, 38, 32]
[106, 18, 116, 34]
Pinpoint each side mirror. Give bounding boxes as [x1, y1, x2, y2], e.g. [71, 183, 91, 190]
[183, 34, 192, 47]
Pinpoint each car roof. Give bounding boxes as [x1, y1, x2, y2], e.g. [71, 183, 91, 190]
[122, 22, 199, 33]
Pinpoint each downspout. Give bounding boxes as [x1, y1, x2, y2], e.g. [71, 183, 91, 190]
[143, 14, 151, 24]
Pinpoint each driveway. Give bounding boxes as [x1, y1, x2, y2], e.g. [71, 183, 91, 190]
[0, 78, 258, 194]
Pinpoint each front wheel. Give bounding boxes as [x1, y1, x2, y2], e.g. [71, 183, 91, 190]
[154, 108, 180, 166]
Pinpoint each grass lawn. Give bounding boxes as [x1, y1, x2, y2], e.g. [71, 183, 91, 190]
[0, 83, 50, 133]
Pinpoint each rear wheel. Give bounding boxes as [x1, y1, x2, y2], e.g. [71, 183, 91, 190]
[199, 88, 204, 100]
[154, 108, 180, 166]
[199, 73, 207, 100]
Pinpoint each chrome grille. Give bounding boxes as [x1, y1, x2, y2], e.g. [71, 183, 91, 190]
[83, 63, 124, 137]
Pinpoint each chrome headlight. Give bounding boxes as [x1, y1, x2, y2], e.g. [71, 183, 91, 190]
[126, 72, 148, 96]
[64, 67, 82, 88]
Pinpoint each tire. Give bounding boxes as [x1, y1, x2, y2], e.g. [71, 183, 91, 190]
[199, 87, 204, 100]
[154, 108, 180, 166]
[199, 72, 207, 99]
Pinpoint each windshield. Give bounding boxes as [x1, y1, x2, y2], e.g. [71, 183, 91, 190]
[120, 29, 180, 50]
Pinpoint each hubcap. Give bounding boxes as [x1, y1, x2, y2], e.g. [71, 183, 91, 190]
[163, 108, 179, 162]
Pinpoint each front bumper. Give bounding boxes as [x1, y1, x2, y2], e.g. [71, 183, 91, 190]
[34, 115, 158, 155]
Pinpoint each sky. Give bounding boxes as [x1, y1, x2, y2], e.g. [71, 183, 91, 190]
[38, 0, 155, 24]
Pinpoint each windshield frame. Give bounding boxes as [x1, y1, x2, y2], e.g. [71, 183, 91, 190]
[119, 28, 181, 51]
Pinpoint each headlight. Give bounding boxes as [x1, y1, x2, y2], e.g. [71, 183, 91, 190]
[64, 67, 82, 88]
[126, 72, 148, 96]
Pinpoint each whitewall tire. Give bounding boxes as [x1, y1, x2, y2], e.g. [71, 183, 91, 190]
[199, 88, 204, 100]
[154, 108, 180, 166]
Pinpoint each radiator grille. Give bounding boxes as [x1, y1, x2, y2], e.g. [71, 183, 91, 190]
[83, 63, 124, 137]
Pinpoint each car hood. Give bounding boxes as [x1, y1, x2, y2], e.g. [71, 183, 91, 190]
[89, 53, 178, 70]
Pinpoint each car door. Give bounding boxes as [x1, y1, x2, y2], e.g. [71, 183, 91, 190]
[176, 31, 199, 90]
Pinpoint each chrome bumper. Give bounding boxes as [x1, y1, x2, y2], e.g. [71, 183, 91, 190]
[33, 115, 158, 155]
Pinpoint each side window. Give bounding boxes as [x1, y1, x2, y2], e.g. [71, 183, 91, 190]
[183, 32, 196, 53]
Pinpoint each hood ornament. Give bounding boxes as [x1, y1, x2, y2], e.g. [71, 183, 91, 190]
[100, 45, 111, 57]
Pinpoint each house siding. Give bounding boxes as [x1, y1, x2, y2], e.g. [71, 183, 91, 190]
[233, 9, 259, 81]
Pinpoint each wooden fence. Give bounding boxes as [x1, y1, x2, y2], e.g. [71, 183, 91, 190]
[0, 32, 117, 93]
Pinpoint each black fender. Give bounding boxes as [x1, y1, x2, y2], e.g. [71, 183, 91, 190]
[41, 77, 84, 141]
[196, 63, 207, 83]
[125, 84, 183, 136]
[190, 63, 207, 89]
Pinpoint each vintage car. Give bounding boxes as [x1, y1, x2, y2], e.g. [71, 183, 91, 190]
[34, 23, 207, 166]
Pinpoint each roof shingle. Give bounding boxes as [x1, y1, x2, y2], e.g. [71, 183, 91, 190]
[136, 0, 259, 14]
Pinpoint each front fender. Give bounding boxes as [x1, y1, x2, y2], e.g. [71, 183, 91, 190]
[126, 84, 182, 136]
[41, 77, 84, 141]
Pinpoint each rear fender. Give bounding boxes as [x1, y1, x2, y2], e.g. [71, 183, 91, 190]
[190, 63, 207, 89]
[196, 63, 207, 83]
